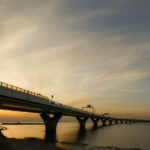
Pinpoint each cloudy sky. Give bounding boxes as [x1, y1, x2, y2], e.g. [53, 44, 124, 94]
[0, 0, 150, 121]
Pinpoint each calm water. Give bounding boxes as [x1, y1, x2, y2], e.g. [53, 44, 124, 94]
[2, 122, 150, 149]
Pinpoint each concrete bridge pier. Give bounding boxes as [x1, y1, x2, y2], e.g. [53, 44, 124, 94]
[114, 119, 118, 124]
[125, 120, 128, 124]
[76, 117, 88, 129]
[129, 120, 132, 124]
[91, 118, 99, 128]
[108, 119, 113, 125]
[40, 113, 62, 134]
[120, 119, 123, 124]
[101, 118, 107, 126]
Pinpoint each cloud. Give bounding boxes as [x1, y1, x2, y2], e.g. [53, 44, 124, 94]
[0, 0, 150, 119]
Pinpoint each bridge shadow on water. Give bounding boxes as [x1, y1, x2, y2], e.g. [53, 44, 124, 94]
[44, 125, 106, 146]
[74, 126, 104, 142]
[44, 131, 57, 144]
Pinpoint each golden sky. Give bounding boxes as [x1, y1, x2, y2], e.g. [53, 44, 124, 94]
[0, 0, 150, 121]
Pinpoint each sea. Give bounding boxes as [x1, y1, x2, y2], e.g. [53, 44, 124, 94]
[2, 122, 150, 150]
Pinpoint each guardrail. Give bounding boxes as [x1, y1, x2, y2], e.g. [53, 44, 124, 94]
[0, 81, 49, 100]
[0, 81, 100, 117]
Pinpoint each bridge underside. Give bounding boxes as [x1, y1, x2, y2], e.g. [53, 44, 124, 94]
[0, 95, 87, 117]
[0, 95, 52, 113]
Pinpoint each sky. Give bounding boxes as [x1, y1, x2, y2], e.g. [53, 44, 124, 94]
[0, 0, 150, 121]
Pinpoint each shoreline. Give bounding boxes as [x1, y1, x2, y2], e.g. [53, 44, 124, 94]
[0, 137, 143, 150]
[0, 126, 146, 150]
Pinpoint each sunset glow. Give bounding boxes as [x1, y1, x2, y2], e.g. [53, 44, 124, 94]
[1, 0, 150, 121]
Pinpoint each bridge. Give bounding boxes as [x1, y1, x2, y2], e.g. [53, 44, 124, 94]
[0, 81, 149, 135]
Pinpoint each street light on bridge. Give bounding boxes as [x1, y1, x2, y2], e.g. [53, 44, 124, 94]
[51, 95, 54, 99]
[102, 113, 110, 117]
[82, 104, 95, 113]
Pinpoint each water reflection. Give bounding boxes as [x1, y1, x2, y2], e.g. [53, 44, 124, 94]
[44, 123, 87, 144]
[74, 128, 86, 143]
[44, 130, 57, 144]
[74, 126, 101, 143]
[3, 122, 150, 149]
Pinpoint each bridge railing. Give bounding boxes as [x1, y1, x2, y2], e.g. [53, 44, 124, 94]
[0, 81, 99, 116]
[0, 81, 50, 100]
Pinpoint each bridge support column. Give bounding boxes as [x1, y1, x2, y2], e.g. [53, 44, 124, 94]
[108, 119, 113, 125]
[101, 118, 107, 126]
[125, 120, 128, 124]
[120, 120, 123, 124]
[114, 119, 118, 124]
[40, 113, 62, 134]
[76, 117, 88, 129]
[91, 118, 99, 128]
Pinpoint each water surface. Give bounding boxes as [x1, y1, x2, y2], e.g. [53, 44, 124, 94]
[3, 122, 150, 149]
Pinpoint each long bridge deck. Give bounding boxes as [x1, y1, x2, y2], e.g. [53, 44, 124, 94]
[0, 81, 149, 135]
[0, 81, 101, 118]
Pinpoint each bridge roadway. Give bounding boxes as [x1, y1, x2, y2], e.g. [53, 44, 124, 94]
[0, 81, 149, 135]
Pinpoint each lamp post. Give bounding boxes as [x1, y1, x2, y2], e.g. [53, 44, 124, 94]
[102, 113, 110, 117]
[82, 104, 95, 113]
